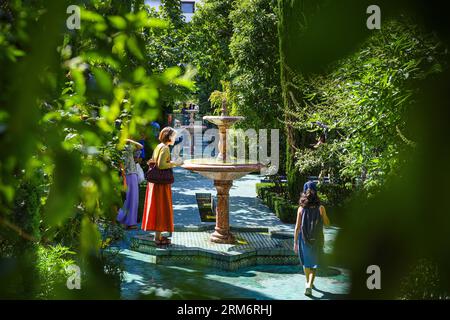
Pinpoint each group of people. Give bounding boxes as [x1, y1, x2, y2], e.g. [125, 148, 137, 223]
[116, 124, 330, 296]
[116, 126, 183, 245]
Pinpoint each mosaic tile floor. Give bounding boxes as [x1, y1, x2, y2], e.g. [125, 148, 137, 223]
[116, 168, 351, 299]
[130, 228, 299, 270]
[134, 230, 291, 253]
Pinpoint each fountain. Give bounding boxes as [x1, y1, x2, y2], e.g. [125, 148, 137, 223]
[182, 98, 265, 244]
[177, 105, 206, 158]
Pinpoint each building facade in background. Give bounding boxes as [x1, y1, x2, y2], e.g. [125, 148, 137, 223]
[145, 0, 201, 22]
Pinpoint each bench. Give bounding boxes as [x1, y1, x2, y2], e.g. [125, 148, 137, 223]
[307, 175, 331, 184]
[260, 175, 287, 184]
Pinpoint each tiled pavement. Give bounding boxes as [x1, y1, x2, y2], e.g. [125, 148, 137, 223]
[130, 228, 298, 271]
[117, 168, 351, 299]
[171, 168, 296, 233]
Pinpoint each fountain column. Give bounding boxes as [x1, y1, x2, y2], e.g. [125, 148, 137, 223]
[217, 125, 227, 162]
[210, 180, 235, 243]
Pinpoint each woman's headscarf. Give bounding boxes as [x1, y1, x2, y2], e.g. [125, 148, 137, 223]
[303, 181, 317, 193]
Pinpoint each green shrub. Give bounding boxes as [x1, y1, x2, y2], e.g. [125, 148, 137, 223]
[274, 198, 297, 224]
[36, 245, 76, 299]
[256, 182, 275, 199]
[258, 188, 298, 224]
[266, 192, 278, 209]
[271, 195, 283, 211]
[257, 181, 345, 224]
[283, 203, 298, 224]
[317, 183, 351, 207]
[317, 183, 352, 226]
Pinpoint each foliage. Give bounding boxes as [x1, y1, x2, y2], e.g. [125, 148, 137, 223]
[257, 185, 297, 223]
[256, 180, 346, 224]
[36, 245, 76, 299]
[277, 0, 311, 202]
[228, 0, 281, 130]
[160, 0, 184, 28]
[255, 182, 276, 198]
[0, 0, 193, 298]
[291, 19, 446, 196]
[187, 0, 235, 112]
[208, 80, 232, 115]
[144, 0, 196, 113]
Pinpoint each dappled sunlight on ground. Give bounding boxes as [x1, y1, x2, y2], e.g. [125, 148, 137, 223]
[117, 167, 350, 300]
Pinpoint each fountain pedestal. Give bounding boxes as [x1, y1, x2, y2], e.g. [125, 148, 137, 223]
[210, 180, 235, 243]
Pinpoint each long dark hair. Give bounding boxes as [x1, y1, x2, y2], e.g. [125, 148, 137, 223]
[299, 189, 321, 208]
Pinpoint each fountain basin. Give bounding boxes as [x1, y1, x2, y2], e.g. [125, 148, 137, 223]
[181, 159, 264, 181]
[203, 116, 244, 127]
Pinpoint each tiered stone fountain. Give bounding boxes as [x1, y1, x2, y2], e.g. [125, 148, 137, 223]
[127, 115, 342, 272]
[130, 103, 302, 270]
[182, 99, 264, 244]
[179, 107, 206, 158]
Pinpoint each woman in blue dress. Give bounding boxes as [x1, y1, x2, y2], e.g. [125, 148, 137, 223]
[294, 182, 330, 296]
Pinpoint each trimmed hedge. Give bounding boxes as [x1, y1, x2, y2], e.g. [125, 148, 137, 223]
[256, 182, 344, 226]
[256, 182, 275, 198]
[256, 183, 297, 224]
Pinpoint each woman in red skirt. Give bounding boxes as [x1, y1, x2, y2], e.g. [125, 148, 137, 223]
[141, 127, 183, 245]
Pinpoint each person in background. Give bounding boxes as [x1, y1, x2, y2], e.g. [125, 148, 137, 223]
[150, 121, 160, 139]
[116, 138, 143, 230]
[137, 130, 147, 161]
[141, 127, 183, 245]
[181, 105, 188, 126]
[294, 181, 330, 296]
[134, 149, 146, 184]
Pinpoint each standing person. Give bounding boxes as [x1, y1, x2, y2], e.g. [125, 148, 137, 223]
[141, 127, 183, 245]
[294, 182, 330, 296]
[134, 150, 146, 184]
[150, 121, 160, 140]
[181, 105, 188, 126]
[117, 138, 144, 230]
[137, 129, 147, 162]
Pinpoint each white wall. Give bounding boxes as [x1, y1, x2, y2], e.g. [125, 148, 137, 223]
[145, 0, 202, 22]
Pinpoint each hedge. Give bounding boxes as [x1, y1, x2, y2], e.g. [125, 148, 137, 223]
[256, 182, 297, 223]
[256, 182, 275, 199]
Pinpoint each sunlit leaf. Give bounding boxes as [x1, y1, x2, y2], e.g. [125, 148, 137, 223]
[80, 216, 101, 256]
[92, 67, 113, 93]
[80, 9, 105, 23]
[43, 151, 81, 227]
[126, 36, 144, 60]
[108, 16, 127, 30]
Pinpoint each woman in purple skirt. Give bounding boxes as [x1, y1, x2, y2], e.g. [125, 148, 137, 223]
[117, 138, 143, 230]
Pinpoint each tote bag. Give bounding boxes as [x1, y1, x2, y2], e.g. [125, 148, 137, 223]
[145, 146, 174, 184]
